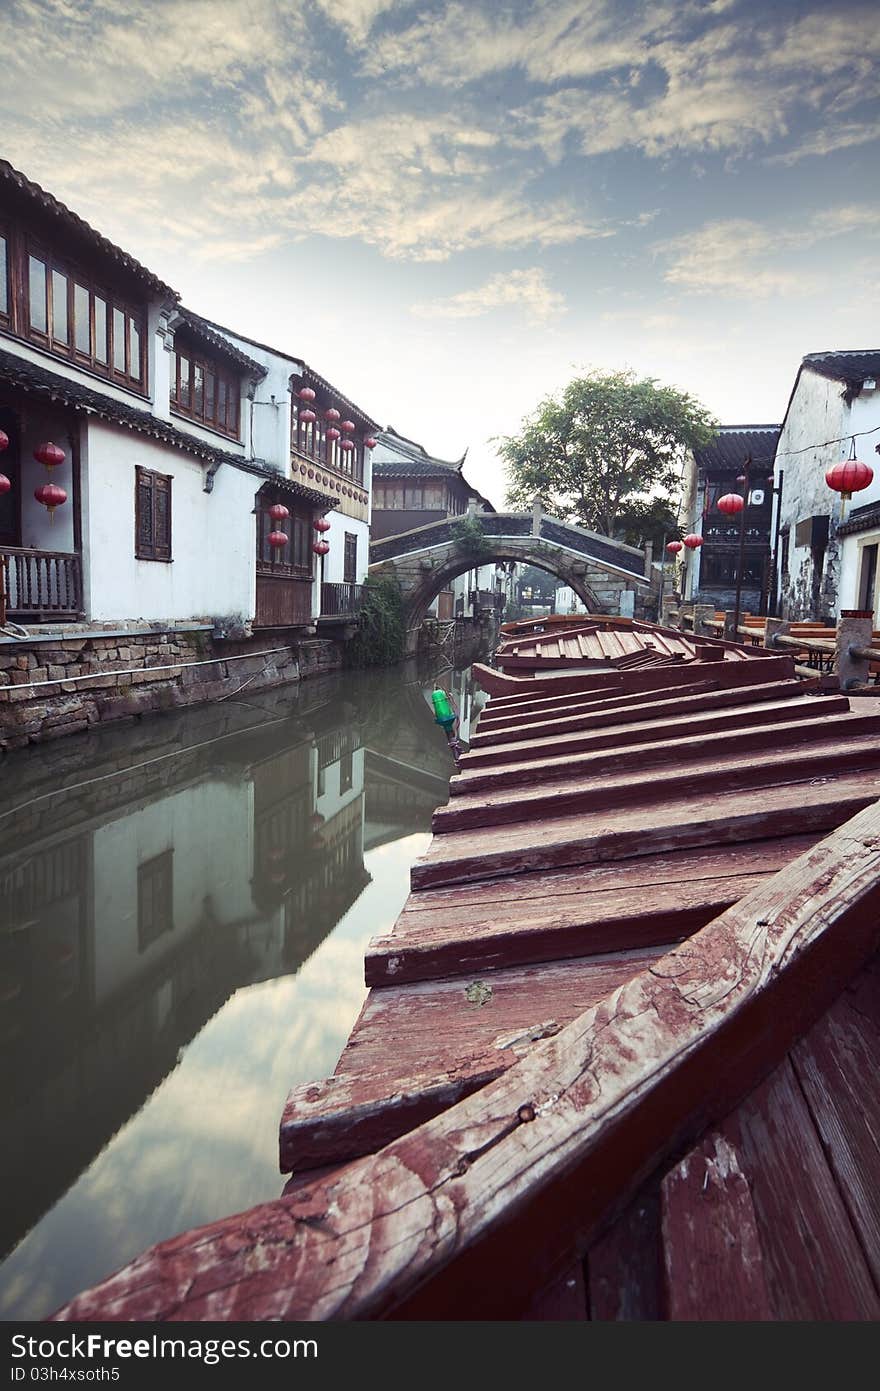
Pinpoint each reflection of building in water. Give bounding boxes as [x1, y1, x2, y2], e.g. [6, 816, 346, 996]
[0, 708, 370, 1261]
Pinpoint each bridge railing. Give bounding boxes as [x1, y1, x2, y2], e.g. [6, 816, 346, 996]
[369, 510, 648, 580]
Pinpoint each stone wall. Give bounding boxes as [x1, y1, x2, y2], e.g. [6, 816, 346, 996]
[0, 623, 345, 751]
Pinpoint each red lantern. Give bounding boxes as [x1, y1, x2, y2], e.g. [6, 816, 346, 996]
[268, 503, 289, 522]
[297, 386, 316, 402]
[683, 534, 703, 549]
[34, 482, 67, 517]
[34, 441, 65, 470]
[325, 408, 340, 423]
[313, 518, 331, 533]
[0, 474, 10, 496]
[825, 458, 873, 501]
[299, 408, 317, 424]
[340, 419, 355, 433]
[340, 439, 355, 451]
[326, 427, 341, 441]
[364, 437, 377, 449]
[666, 540, 683, 554]
[0, 429, 8, 452]
[267, 530, 288, 549]
[312, 539, 330, 556]
[717, 493, 745, 515]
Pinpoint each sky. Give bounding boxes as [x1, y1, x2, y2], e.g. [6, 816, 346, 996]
[1, 0, 878, 505]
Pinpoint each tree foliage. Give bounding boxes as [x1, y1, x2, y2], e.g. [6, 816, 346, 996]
[497, 369, 716, 548]
[346, 572, 405, 667]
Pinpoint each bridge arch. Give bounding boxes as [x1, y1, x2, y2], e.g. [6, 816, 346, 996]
[368, 511, 650, 643]
[398, 546, 602, 630]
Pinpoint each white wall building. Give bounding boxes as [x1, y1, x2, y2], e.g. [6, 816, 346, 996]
[0, 158, 378, 638]
[772, 352, 880, 621]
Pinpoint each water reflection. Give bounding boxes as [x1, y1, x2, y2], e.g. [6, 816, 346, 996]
[0, 655, 486, 1320]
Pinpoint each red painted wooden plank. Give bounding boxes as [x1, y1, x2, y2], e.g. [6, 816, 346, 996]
[399, 835, 821, 914]
[366, 873, 766, 986]
[790, 953, 880, 1288]
[473, 653, 796, 701]
[336, 951, 663, 1083]
[434, 728, 880, 833]
[471, 679, 823, 746]
[474, 678, 721, 727]
[720, 1060, 879, 1319]
[661, 1132, 772, 1321]
[587, 1188, 664, 1320]
[411, 773, 879, 888]
[454, 700, 854, 791]
[279, 1053, 515, 1174]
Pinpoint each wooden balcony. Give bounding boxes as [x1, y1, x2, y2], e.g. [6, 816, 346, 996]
[0, 547, 83, 624]
[254, 564, 313, 629]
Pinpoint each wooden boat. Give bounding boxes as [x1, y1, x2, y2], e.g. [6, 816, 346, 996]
[54, 628, 880, 1321]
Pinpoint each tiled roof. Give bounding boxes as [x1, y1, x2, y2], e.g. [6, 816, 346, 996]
[0, 158, 177, 299]
[373, 457, 460, 479]
[374, 427, 495, 510]
[803, 351, 880, 390]
[0, 345, 333, 506]
[836, 498, 880, 538]
[693, 425, 781, 472]
[177, 310, 267, 380]
[377, 426, 466, 470]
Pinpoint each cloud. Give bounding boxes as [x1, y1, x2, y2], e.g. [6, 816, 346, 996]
[767, 118, 880, 165]
[411, 268, 567, 323]
[658, 204, 880, 298]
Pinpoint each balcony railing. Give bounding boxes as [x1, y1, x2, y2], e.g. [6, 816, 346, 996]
[320, 582, 363, 619]
[0, 548, 83, 624]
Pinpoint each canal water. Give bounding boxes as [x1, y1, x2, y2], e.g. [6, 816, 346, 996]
[0, 653, 486, 1320]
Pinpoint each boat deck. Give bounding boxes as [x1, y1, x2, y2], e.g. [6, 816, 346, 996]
[54, 634, 880, 1321]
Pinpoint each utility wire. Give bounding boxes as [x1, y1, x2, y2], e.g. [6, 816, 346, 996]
[739, 422, 880, 470]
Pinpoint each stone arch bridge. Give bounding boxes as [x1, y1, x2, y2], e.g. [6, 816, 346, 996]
[369, 508, 652, 652]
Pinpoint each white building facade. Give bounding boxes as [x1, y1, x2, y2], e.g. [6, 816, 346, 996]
[772, 352, 880, 621]
[0, 159, 378, 638]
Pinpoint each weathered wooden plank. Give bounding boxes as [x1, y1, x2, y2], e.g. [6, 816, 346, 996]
[472, 679, 817, 748]
[366, 873, 764, 985]
[587, 1187, 664, 1320]
[53, 802, 880, 1321]
[454, 701, 855, 793]
[660, 1132, 772, 1321]
[400, 836, 820, 915]
[337, 952, 663, 1081]
[280, 1054, 514, 1174]
[474, 678, 721, 728]
[413, 775, 880, 889]
[434, 728, 880, 832]
[720, 1060, 879, 1319]
[476, 652, 796, 702]
[790, 953, 880, 1288]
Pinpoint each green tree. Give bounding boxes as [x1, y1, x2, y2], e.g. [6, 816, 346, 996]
[497, 369, 716, 548]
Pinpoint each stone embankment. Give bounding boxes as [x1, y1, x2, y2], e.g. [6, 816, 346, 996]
[0, 623, 344, 751]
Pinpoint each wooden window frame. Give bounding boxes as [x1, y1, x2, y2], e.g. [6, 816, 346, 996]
[19, 234, 146, 390]
[291, 390, 365, 485]
[256, 492, 313, 578]
[343, 532, 358, 584]
[0, 223, 11, 330]
[170, 346, 242, 440]
[135, 466, 173, 562]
